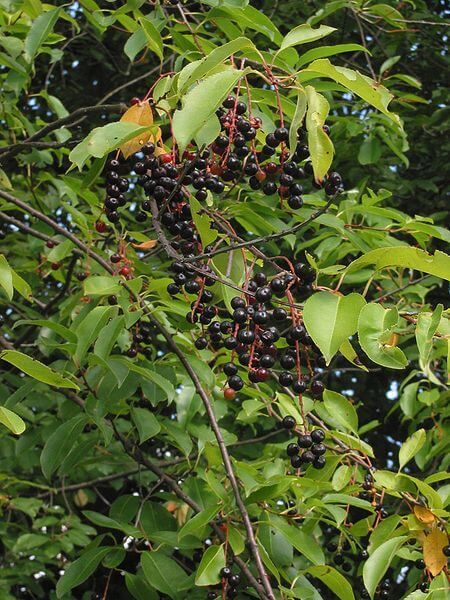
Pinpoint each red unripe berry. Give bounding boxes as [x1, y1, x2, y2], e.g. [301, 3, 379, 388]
[130, 97, 141, 105]
[160, 153, 173, 164]
[265, 162, 278, 174]
[51, 262, 60, 270]
[223, 388, 236, 400]
[256, 368, 269, 382]
[46, 240, 56, 249]
[251, 117, 262, 129]
[255, 170, 266, 182]
[95, 221, 107, 233]
[119, 266, 131, 276]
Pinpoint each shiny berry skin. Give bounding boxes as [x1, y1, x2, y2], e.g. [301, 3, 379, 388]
[195, 337, 208, 350]
[265, 162, 278, 174]
[265, 133, 279, 148]
[279, 372, 294, 387]
[130, 97, 140, 105]
[292, 380, 307, 394]
[274, 127, 289, 141]
[232, 308, 247, 324]
[223, 362, 238, 376]
[270, 278, 286, 293]
[253, 310, 269, 325]
[51, 262, 60, 270]
[310, 380, 325, 397]
[312, 443, 326, 456]
[228, 375, 243, 391]
[288, 195, 303, 209]
[287, 443, 300, 456]
[111, 253, 121, 264]
[414, 558, 425, 569]
[273, 308, 288, 321]
[255, 286, 272, 302]
[282, 415, 296, 430]
[167, 283, 180, 296]
[106, 211, 120, 223]
[220, 566, 232, 579]
[290, 455, 302, 468]
[231, 296, 246, 309]
[95, 221, 107, 233]
[224, 336, 238, 350]
[119, 266, 131, 276]
[298, 434, 313, 448]
[235, 101, 246, 115]
[263, 181, 277, 195]
[301, 450, 315, 463]
[419, 582, 428, 593]
[311, 428, 325, 443]
[224, 388, 236, 400]
[260, 354, 275, 368]
[249, 176, 261, 190]
[443, 544, 450, 557]
[228, 574, 240, 587]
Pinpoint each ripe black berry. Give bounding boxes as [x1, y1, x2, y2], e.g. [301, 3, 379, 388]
[279, 372, 294, 387]
[228, 574, 240, 587]
[220, 566, 232, 578]
[223, 362, 238, 376]
[286, 443, 299, 456]
[290, 455, 302, 468]
[282, 415, 296, 429]
[311, 429, 325, 443]
[311, 443, 326, 456]
[195, 337, 208, 350]
[298, 434, 313, 448]
[255, 286, 272, 302]
[262, 181, 277, 195]
[228, 375, 243, 391]
[301, 450, 315, 463]
[274, 127, 289, 141]
[442, 544, 450, 557]
[288, 195, 303, 209]
[414, 558, 425, 569]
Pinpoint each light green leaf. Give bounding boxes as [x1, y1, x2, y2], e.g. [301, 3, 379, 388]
[303, 59, 401, 127]
[399, 429, 426, 471]
[289, 85, 307, 158]
[56, 546, 112, 598]
[0, 406, 26, 434]
[297, 43, 368, 68]
[93, 315, 125, 360]
[83, 275, 122, 296]
[195, 544, 226, 586]
[0, 350, 79, 390]
[269, 514, 324, 565]
[323, 389, 358, 434]
[24, 7, 61, 61]
[69, 122, 153, 170]
[124, 28, 147, 62]
[141, 550, 190, 599]
[305, 85, 334, 181]
[74, 306, 115, 365]
[339, 339, 368, 371]
[178, 504, 219, 540]
[280, 24, 336, 51]
[131, 408, 161, 443]
[345, 247, 450, 281]
[358, 304, 408, 369]
[139, 17, 163, 61]
[364, 3, 406, 29]
[41, 415, 88, 479]
[173, 69, 245, 154]
[303, 291, 366, 364]
[306, 565, 355, 600]
[189, 196, 218, 247]
[0, 254, 13, 300]
[363, 537, 407, 599]
[415, 305, 443, 370]
[181, 37, 256, 91]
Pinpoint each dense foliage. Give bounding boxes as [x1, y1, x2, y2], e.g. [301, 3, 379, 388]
[0, 1, 449, 599]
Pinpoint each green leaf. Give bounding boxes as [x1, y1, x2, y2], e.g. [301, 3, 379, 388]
[131, 408, 161, 443]
[24, 7, 61, 61]
[305, 85, 334, 181]
[303, 291, 366, 364]
[0, 350, 80, 390]
[364, 3, 406, 29]
[415, 305, 443, 370]
[297, 43, 368, 68]
[178, 504, 219, 540]
[40, 414, 88, 479]
[0, 406, 26, 434]
[306, 565, 355, 600]
[84, 275, 122, 296]
[125, 572, 158, 600]
[69, 122, 154, 170]
[124, 28, 147, 62]
[269, 514, 324, 565]
[323, 389, 358, 434]
[93, 315, 125, 360]
[56, 546, 112, 598]
[189, 196, 218, 247]
[363, 536, 407, 599]
[74, 306, 115, 365]
[399, 429, 426, 471]
[0, 254, 13, 300]
[139, 17, 163, 61]
[180, 37, 256, 91]
[289, 85, 307, 158]
[173, 69, 245, 155]
[303, 59, 401, 127]
[280, 24, 336, 51]
[345, 247, 450, 281]
[195, 544, 226, 586]
[141, 550, 190, 599]
[358, 304, 408, 369]
[358, 136, 382, 165]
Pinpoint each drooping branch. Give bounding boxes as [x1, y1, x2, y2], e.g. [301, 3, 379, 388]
[0, 187, 275, 600]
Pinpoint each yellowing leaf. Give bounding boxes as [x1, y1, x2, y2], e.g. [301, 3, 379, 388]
[119, 101, 161, 158]
[423, 527, 448, 576]
[131, 239, 158, 250]
[414, 506, 436, 525]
